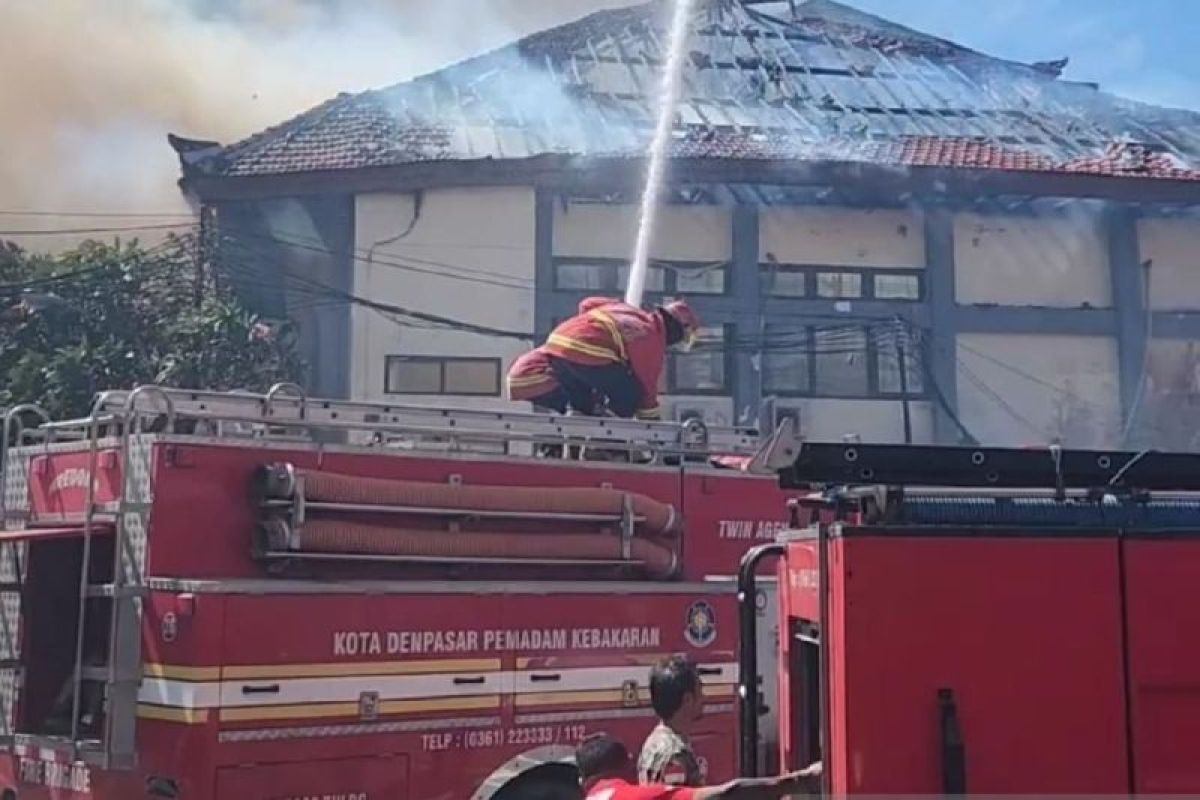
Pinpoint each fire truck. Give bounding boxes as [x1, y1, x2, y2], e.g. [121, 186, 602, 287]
[737, 438, 1200, 795]
[0, 384, 800, 800]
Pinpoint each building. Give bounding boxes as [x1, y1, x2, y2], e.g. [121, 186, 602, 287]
[170, 0, 1200, 449]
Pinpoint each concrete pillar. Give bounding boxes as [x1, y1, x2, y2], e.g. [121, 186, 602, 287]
[924, 207, 962, 444]
[1106, 204, 1147, 446]
[731, 204, 762, 425]
[533, 188, 556, 342]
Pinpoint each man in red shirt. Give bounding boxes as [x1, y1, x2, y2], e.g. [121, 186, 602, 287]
[577, 734, 820, 800]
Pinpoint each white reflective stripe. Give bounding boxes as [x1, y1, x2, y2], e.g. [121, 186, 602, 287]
[136, 663, 737, 709]
[219, 671, 507, 708]
[699, 662, 739, 684]
[138, 678, 221, 708]
[514, 665, 643, 693]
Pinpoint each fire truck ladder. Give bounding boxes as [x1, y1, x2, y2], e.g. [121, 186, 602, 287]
[0, 389, 168, 768]
[0, 405, 51, 751]
[82, 383, 767, 458]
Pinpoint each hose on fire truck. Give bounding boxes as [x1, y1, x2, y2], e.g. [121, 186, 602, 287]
[254, 463, 682, 578]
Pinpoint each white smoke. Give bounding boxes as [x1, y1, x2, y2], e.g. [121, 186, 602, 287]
[0, 0, 628, 250]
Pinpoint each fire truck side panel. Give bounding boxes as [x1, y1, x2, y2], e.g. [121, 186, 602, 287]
[27, 449, 123, 519]
[837, 533, 1129, 794]
[1122, 535, 1200, 793]
[504, 591, 738, 785]
[827, 538, 850, 795]
[138, 591, 225, 799]
[777, 540, 819, 772]
[147, 443, 325, 578]
[213, 592, 511, 771]
[215, 755, 408, 800]
[678, 472, 794, 579]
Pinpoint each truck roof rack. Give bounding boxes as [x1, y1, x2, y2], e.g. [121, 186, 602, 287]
[27, 384, 764, 459]
[777, 441, 1200, 493]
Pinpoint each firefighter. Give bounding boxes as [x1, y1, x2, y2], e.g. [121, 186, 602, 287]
[506, 347, 579, 414]
[638, 655, 706, 786]
[577, 734, 820, 799]
[509, 297, 700, 421]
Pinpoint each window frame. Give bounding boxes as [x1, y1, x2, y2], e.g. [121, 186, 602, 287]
[552, 256, 730, 296]
[668, 323, 732, 396]
[383, 355, 501, 397]
[761, 264, 925, 302]
[759, 323, 928, 400]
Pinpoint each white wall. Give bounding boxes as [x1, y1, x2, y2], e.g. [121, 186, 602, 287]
[954, 212, 1111, 307]
[1138, 218, 1200, 310]
[553, 202, 731, 261]
[352, 187, 536, 408]
[759, 207, 925, 267]
[955, 333, 1120, 448]
[774, 399, 934, 444]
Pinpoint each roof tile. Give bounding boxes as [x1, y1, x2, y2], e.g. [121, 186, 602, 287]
[177, 0, 1200, 184]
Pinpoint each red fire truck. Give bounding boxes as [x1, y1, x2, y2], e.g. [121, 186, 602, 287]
[737, 439, 1200, 795]
[0, 385, 799, 800]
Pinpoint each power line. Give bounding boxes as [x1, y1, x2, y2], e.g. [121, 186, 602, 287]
[229, 229, 535, 289]
[211, 244, 534, 341]
[956, 357, 1046, 439]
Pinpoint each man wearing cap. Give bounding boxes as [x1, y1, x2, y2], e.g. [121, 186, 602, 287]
[506, 296, 701, 420]
[576, 734, 820, 799]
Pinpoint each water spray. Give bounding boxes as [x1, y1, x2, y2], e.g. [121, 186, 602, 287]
[624, 0, 694, 308]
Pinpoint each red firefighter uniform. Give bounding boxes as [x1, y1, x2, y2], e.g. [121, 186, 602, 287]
[505, 347, 559, 404]
[542, 297, 699, 421]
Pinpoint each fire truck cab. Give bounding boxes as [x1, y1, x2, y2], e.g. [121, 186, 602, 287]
[0, 385, 796, 800]
[738, 439, 1200, 795]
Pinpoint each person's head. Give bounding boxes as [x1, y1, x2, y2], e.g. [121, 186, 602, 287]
[649, 654, 704, 730]
[575, 733, 634, 789]
[657, 300, 701, 351]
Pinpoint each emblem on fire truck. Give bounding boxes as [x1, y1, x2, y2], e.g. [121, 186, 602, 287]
[684, 600, 716, 648]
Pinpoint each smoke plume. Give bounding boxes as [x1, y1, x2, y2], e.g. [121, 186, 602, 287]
[0, 0, 625, 250]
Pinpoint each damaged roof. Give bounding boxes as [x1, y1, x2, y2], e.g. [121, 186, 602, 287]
[172, 0, 1200, 185]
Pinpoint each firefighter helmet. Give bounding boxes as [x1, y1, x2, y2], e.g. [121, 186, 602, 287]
[663, 300, 701, 351]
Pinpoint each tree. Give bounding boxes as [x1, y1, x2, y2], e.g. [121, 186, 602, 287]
[0, 235, 305, 420]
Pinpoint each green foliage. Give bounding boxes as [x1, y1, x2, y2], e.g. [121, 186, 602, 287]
[0, 235, 305, 419]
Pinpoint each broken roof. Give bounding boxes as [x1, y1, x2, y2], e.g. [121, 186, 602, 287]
[173, 0, 1200, 185]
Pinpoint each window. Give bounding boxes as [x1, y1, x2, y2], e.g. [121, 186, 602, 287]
[762, 265, 924, 301]
[816, 271, 863, 299]
[553, 258, 723, 295]
[674, 263, 728, 295]
[813, 326, 869, 396]
[615, 263, 667, 293]
[763, 327, 811, 395]
[670, 325, 728, 393]
[765, 267, 808, 297]
[759, 324, 927, 399]
[874, 272, 922, 301]
[384, 356, 500, 396]
[875, 326, 925, 395]
[555, 262, 607, 291]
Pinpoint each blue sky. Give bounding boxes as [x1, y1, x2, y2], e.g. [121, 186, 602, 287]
[845, 0, 1198, 110]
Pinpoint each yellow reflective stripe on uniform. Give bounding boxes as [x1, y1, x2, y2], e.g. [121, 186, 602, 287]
[635, 407, 661, 420]
[587, 310, 628, 361]
[507, 374, 554, 388]
[546, 333, 622, 362]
